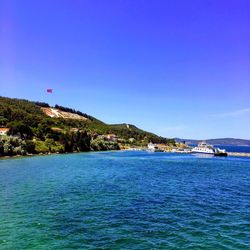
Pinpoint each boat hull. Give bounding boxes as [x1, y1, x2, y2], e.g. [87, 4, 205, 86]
[214, 152, 228, 157]
[192, 151, 228, 157]
[191, 151, 214, 155]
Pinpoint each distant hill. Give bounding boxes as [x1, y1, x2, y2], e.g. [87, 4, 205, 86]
[108, 123, 169, 143]
[175, 138, 250, 146]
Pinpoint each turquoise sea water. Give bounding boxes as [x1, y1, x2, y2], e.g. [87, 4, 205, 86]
[0, 151, 249, 249]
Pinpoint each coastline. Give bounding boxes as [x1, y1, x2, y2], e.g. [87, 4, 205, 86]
[0, 150, 114, 160]
[0, 152, 65, 160]
[1, 149, 250, 160]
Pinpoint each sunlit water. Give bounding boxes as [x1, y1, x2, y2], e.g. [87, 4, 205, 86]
[0, 151, 249, 249]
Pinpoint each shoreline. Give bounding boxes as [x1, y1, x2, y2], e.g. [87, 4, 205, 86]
[1, 150, 250, 160]
[0, 150, 119, 160]
[168, 151, 250, 157]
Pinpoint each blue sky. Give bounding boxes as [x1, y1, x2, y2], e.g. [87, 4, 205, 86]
[0, 0, 249, 139]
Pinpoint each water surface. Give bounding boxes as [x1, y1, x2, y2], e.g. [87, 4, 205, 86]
[215, 145, 250, 153]
[0, 151, 249, 249]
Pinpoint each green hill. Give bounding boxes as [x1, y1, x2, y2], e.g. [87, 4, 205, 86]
[109, 123, 169, 143]
[0, 96, 173, 156]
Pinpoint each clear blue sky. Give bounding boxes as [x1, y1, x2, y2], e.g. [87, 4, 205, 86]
[0, 0, 249, 139]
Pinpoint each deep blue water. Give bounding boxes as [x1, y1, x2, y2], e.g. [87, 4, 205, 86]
[0, 151, 250, 249]
[215, 145, 250, 153]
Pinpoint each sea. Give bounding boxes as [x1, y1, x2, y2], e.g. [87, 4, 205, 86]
[0, 150, 249, 249]
[214, 145, 250, 153]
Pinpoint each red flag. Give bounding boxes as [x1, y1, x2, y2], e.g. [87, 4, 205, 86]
[47, 89, 53, 93]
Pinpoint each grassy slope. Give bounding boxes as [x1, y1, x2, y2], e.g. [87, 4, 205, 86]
[109, 123, 167, 142]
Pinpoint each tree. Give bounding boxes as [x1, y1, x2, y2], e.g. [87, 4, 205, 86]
[0, 140, 4, 155]
[7, 121, 33, 139]
[77, 131, 91, 151]
[0, 116, 8, 126]
[34, 122, 52, 140]
[24, 140, 36, 154]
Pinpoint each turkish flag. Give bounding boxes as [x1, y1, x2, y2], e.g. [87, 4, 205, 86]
[47, 89, 53, 93]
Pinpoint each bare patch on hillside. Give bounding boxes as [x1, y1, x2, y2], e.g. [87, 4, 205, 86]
[41, 107, 88, 120]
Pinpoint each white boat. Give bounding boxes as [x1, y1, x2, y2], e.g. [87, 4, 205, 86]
[191, 141, 216, 154]
[191, 141, 227, 156]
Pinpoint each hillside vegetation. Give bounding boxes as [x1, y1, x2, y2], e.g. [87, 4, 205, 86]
[0, 96, 174, 156]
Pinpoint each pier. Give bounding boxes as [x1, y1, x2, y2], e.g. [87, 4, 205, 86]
[228, 152, 250, 157]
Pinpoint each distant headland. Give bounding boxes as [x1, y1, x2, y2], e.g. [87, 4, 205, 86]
[175, 138, 250, 146]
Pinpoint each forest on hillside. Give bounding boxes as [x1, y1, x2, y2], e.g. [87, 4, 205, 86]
[0, 96, 174, 156]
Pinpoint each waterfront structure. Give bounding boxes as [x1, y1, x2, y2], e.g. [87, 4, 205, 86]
[147, 142, 163, 152]
[105, 134, 118, 141]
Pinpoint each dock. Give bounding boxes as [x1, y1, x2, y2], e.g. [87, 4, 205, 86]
[228, 152, 250, 157]
[169, 150, 250, 157]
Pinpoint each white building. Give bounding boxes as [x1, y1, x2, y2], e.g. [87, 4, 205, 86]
[105, 134, 118, 141]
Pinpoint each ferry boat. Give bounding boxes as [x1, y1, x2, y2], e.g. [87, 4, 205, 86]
[191, 142, 214, 154]
[191, 141, 227, 156]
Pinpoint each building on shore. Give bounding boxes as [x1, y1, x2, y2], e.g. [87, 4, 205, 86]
[105, 134, 118, 141]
